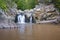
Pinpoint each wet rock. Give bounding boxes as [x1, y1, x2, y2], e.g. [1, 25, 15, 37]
[0, 19, 17, 28]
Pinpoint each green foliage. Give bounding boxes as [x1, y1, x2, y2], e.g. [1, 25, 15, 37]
[53, 0, 60, 12]
[1, 0, 60, 12]
[16, 0, 38, 10]
[0, 0, 16, 11]
[0, 0, 38, 11]
[0, 0, 7, 10]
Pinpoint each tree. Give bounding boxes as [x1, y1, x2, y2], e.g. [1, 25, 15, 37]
[0, 0, 7, 10]
[52, 0, 60, 12]
[15, 0, 38, 10]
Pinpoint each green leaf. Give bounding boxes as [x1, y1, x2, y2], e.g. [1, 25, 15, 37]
[16, 0, 38, 10]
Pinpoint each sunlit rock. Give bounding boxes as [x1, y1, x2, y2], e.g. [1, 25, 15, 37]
[45, 4, 55, 12]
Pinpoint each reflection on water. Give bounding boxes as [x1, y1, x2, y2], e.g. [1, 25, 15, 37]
[17, 23, 26, 34]
[17, 23, 33, 34]
[0, 24, 60, 40]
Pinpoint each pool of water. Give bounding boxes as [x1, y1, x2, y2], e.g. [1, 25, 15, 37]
[0, 24, 60, 40]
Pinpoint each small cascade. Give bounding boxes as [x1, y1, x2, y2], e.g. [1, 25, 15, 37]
[17, 13, 25, 24]
[30, 16, 32, 23]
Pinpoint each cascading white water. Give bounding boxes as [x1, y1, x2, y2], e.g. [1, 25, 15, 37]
[18, 14, 25, 24]
[30, 16, 32, 23]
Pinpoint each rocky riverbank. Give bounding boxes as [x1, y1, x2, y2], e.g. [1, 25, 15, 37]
[0, 3, 60, 28]
[17, 3, 60, 23]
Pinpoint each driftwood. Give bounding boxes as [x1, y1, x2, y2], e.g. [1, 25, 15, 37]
[37, 19, 57, 23]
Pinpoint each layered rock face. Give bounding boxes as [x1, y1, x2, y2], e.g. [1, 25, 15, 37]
[0, 19, 17, 28]
[0, 9, 17, 28]
[33, 3, 60, 23]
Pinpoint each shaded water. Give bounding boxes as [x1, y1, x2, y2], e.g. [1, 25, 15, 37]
[0, 24, 60, 40]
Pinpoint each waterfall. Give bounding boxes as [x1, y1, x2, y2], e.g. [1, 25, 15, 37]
[18, 14, 25, 24]
[30, 16, 32, 23]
